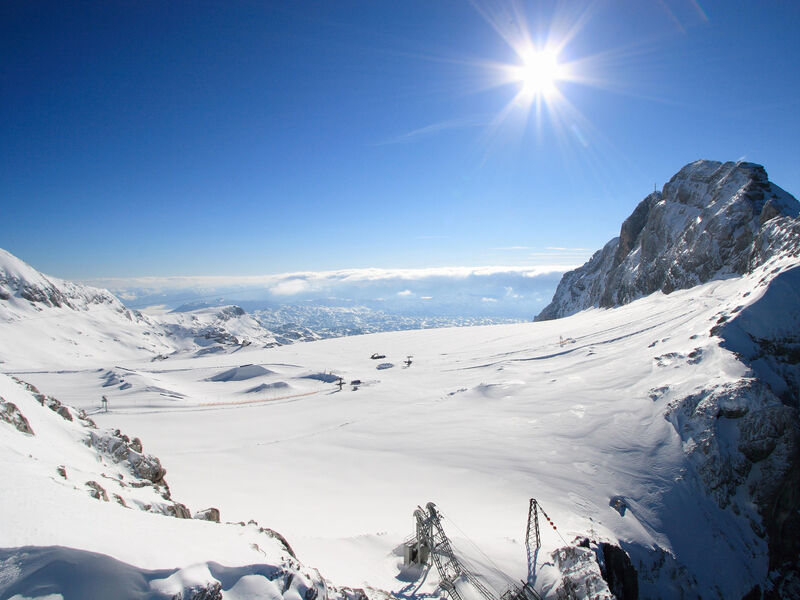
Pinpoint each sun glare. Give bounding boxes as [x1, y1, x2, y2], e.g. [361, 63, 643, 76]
[513, 48, 564, 99]
[466, 1, 610, 155]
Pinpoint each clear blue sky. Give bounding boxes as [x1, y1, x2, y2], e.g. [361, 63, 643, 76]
[2, 1, 799, 279]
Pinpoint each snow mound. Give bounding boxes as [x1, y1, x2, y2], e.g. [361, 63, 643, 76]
[246, 382, 291, 394]
[299, 372, 341, 383]
[208, 364, 276, 382]
[0, 546, 324, 600]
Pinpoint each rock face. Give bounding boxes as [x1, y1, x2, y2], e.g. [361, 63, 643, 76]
[0, 397, 34, 435]
[715, 267, 800, 597]
[194, 507, 221, 522]
[536, 160, 800, 321]
[87, 428, 167, 484]
[548, 544, 614, 600]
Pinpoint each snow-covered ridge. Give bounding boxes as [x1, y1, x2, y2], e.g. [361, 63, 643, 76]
[536, 160, 800, 321]
[157, 304, 303, 353]
[0, 249, 290, 368]
[0, 249, 178, 368]
[0, 248, 130, 314]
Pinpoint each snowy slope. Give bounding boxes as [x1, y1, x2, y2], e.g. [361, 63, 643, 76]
[537, 160, 800, 320]
[0, 373, 361, 600]
[8, 249, 798, 599]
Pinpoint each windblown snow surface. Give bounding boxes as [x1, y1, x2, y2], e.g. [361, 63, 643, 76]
[4, 249, 798, 599]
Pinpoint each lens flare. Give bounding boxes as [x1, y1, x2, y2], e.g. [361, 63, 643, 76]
[512, 48, 565, 99]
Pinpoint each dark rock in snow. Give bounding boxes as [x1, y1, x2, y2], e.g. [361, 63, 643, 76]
[85, 481, 109, 502]
[165, 502, 192, 519]
[550, 544, 613, 599]
[194, 507, 221, 522]
[33, 391, 74, 421]
[609, 496, 627, 516]
[184, 582, 223, 600]
[0, 398, 34, 435]
[599, 542, 638, 600]
[714, 268, 800, 595]
[87, 429, 167, 483]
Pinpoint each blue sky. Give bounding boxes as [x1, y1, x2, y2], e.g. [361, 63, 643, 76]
[2, 1, 799, 280]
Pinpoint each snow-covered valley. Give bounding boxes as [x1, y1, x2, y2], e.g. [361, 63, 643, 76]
[2, 254, 796, 599]
[2, 160, 799, 599]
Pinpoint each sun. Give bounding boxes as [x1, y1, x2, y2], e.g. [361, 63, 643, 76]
[512, 48, 564, 99]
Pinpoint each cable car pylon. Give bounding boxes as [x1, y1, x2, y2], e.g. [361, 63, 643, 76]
[403, 502, 541, 600]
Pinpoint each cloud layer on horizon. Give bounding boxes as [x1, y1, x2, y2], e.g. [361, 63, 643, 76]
[83, 264, 576, 318]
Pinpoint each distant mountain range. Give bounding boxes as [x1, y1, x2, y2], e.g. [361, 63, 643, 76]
[0, 248, 524, 370]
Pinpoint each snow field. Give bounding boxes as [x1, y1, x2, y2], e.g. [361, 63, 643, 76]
[13, 259, 793, 598]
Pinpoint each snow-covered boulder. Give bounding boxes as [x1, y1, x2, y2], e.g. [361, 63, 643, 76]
[536, 160, 800, 320]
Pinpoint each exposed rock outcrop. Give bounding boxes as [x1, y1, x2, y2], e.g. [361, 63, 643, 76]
[536, 160, 799, 321]
[85, 481, 109, 502]
[549, 544, 614, 600]
[598, 542, 638, 600]
[574, 539, 638, 600]
[664, 378, 800, 596]
[714, 266, 800, 596]
[87, 428, 167, 484]
[194, 507, 221, 522]
[0, 397, 34, 435]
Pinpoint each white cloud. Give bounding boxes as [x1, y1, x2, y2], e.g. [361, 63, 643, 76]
[84, 264, 574, 293]
[481, 297, 498, 303]
[81, 264, 575, 315]
[271, 278, 310, 296]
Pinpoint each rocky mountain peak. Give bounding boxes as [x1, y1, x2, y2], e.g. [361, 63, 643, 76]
[536, 160, 800, 321]
[0, 248, 121, 312]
